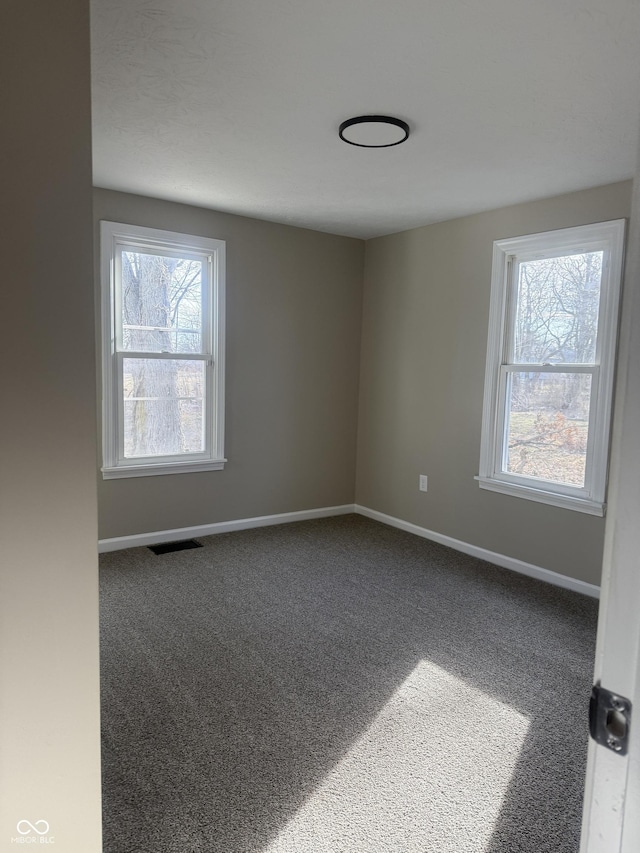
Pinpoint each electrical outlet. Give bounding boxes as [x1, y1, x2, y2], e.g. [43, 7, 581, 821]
[419, 474, 428, 492]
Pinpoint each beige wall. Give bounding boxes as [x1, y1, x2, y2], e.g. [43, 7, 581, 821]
[356, 182, 632, 586]
[0, 2, 102, 850]
[96, 183, 632, 584]
[94, 189, 364, 540]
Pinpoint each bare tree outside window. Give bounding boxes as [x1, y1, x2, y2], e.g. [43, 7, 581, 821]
[101, 221, 226, 479]
[121, 250, 205, 457]
[506, 252, 603, 486]
[479, 220, 623, 512]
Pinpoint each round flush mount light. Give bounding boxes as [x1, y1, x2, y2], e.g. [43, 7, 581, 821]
[339, 115, 410, 148]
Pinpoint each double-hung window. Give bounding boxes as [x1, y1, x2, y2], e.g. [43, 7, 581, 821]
[478, 220, 625, 515]
[100, 222, 226, 478]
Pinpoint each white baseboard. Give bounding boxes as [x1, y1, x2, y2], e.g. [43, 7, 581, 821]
[98, 501, 600, 598]
[354, 505, 600, 599]
[98, 504, 356, 553]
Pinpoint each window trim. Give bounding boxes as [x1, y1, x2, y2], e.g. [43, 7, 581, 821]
[100, 221, 226, 479]
[478, 219, 626, 516]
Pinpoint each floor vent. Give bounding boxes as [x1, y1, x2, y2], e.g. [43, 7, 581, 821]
[148, 539, 203, 556]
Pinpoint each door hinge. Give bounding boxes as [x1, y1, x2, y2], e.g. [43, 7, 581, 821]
[589, 683, 631, 755]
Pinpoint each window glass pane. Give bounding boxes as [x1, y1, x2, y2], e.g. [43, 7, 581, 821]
[513, 252, 602, 364]
[123, 358, 205, 458]
[121, 250, 203, 353]
[504, 372, 592, 488]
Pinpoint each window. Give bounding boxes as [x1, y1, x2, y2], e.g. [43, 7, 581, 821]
[478, 220, 625, 515]
[100, 222, 226, 478]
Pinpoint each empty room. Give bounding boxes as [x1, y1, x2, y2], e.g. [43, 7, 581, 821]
[3, 1, 640, 852]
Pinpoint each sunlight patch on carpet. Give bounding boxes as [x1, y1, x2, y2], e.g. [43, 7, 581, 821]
[263, 660, 530, 853]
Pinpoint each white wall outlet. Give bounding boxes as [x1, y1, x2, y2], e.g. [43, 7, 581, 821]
[419, 474, 428, 492]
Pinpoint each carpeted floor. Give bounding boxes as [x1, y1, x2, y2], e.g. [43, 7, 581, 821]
[100, 514, 598, 853]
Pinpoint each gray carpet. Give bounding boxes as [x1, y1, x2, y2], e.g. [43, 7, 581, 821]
[100, 514, 598, 853]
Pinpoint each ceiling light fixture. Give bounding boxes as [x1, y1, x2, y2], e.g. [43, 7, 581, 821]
[339, 115, 410, 148]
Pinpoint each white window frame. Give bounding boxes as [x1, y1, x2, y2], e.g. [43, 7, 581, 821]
[478, 219, 625, 516]
[100, 221, 226, 479]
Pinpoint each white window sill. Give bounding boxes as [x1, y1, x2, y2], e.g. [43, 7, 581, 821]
[102, 459, 227, 479]
[475, 476, 605, 516]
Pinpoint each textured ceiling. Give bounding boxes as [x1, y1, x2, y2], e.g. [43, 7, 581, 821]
[91, 0, 640, 239]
